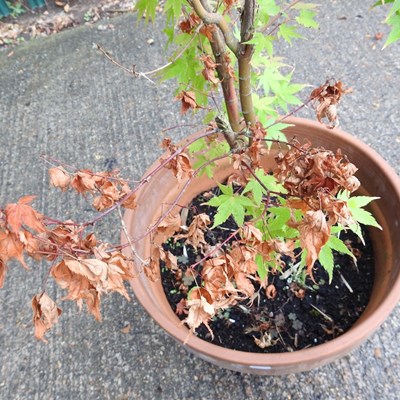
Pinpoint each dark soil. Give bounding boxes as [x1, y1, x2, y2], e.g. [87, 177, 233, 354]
[161, 188, 375, 353]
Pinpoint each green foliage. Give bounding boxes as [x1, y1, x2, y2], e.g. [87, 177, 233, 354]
[134, 0, 158, 23]
[206, 183, 255, 228]
[337, 193, 382, 243]
[242, 169, 287, 205]
[5, 1, 25, 18]
[188, 138, 230, 178]
[318, 235, 357, 283]
[373, 0, 400, 47]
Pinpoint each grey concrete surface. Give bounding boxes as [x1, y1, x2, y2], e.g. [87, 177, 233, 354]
[0, 1, 399, 399]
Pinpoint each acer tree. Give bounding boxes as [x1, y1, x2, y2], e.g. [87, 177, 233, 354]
[0, 1, 385, 344]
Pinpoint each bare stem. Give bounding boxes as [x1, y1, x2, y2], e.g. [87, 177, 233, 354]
[260, 0, 301, 34]
[191, 0, 239, 54]
[117, 206, 148, 266]
[192, 0, 241, 136]
[238, 0, 257, 128]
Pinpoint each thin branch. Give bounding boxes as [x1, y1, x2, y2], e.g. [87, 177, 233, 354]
[238, 0, 257, 128]
[117, 206, 148, 266]
[189, 228, 240, 270]
[260, 0, 302, 34]
[95, 25, 201, 82]
[194, 0, 241, 134]
[191, 0, 239, 54]
[126, 151, 233, 247]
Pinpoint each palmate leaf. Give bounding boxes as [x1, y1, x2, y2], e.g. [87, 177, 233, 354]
[206, 184, 254, 228]
[134, 0, 158, 22]
[318, 244, 334, 284]
[295, 9, 319, 29]
[318, 235, 357, 284]
[242, 169, 287, 206]
[346, 196, 382, 230]
[278, 23, 304, 45]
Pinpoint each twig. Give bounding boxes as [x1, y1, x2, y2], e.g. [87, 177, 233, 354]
[339, 271, 354, 293]
[260, 0, 302, 34]
[117, 206, 148, 267]
[310, 304, 333, 323]
[95, 21, 203, 82]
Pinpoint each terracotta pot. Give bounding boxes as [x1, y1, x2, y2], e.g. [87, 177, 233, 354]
[122, 117, 400, 375]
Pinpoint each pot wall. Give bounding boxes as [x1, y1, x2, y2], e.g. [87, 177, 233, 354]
[123, 117, 400, 375]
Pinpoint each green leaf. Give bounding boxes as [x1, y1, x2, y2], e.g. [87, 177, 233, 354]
[318, 244, 334, 283]
[278, 23, 304, 45]
[383, 13, 400, 48]
[265, 122, 291, 147]
[347, 196, 380, 208]
[256, 254, 268, 281]
[350, 207, 382, 230]
[206, 184, 255, 228]
[256, 0, 280, 17]
[164, 0, 185, 23]
[296, 9, 319, 29]
[327, 235, 357, 265]
[386, 0, 400, 19]
[188, 137, 207, 155]
[134, 0, 158, 22]
[243, 169, 287, 205]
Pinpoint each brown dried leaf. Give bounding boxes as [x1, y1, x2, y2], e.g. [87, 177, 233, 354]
[310, 80, 352, 128]
[71, 170, 99, 194]
[32, 292, 62, 342]
[48, 166, 71, 191]
[299, 210, 330, 277]
[159, 248, 178, 271]
[234, 272, 255, 297]
[265, 284, 277, 299]
[201, 55, 219, 85]
[178, 13, 201, 34]
[174, 213, 210, 250]
[5, 196, 45, 234]
[184, 287, 215, 338]
[175, 298, 187, 316]
[120, 323, 131, 334]
[0, 260, 6, 288]
[0, 230, 28, 269]
[156, 213, 181, 242]
[176, 91, 200, 114]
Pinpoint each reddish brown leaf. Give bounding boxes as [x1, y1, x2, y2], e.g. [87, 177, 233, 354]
[48, 166, 71, 191]
[32, 292, 62, 342]
[0, 259, 6, 288]
[174, 213, 210, 250]
[200, 24, 216, 41]
[176, 91, 200, 114]
[201, 55, 219, 85]
[299, 210, 330, 277]
[0, 230, 28, 268]
[265, 284, 277, 299]
[71, 169, 99, 194]
[5, 196, 45, 234]
[184, 287, 215, 338]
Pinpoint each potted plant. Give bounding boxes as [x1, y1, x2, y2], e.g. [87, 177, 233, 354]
[0, 0, 399, 376]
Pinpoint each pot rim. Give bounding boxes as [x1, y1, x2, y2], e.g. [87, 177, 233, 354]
[125, 116, 400, 369]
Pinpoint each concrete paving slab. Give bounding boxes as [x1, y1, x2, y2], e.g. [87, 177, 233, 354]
[0, 1, 399, 399]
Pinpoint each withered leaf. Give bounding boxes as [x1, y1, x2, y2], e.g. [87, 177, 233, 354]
[32, 292, 62, 342]
[48, 166, 71, 191]
[0, 230, 28, 269]
[5, 195, 45, 234]
[299, 210, 330, 277]
[0, 260, 6, 288]
[185, 287, 215, 338]
[176, 91, 200, 114]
